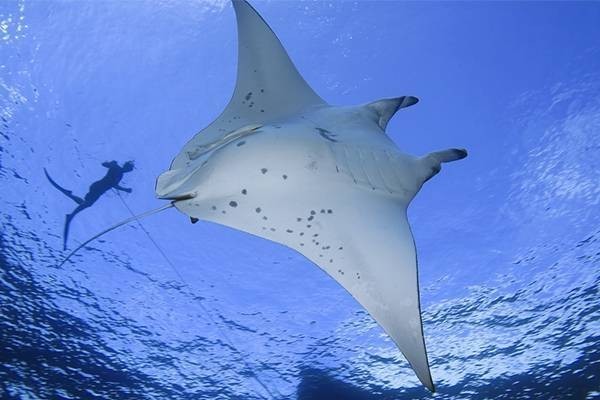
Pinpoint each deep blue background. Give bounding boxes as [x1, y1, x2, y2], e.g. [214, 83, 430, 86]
[1, 1, 599, 399]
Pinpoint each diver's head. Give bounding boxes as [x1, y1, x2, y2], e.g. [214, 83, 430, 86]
[122, 160, 135, 172]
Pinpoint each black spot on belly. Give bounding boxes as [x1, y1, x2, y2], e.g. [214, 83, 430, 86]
[310, 210, 316, 215]
[245, 92, 253, 101]
[327, 209, 333, 214]
[282, 174, 288, 180]
[241, 189, 247, 195]
[229, 201, 238, 208]
[255, 207, 262, 213]
[261, 168, 268, 174]
[308, 216, 314, 221]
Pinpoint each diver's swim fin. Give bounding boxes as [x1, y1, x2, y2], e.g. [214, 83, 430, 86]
[44, 168, 84, 204]
[63, 214, 71, 250]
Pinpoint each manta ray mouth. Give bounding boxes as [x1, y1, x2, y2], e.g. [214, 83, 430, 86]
[156, 124, 265, 200]
[159, 193, 197, 201]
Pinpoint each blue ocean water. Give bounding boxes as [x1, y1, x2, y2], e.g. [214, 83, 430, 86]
[1, 1, 599, 399]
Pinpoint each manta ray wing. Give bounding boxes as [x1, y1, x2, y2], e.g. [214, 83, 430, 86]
[230, 199, 432, 390]
[170, 0, 326, 170]
[155, 0, 469, 392]
[296, 196, 435, 392]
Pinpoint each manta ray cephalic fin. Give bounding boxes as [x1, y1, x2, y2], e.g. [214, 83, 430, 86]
[365, 96, 419, 131]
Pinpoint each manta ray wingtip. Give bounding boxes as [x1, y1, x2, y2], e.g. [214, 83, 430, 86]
[414, 362, 436, 393]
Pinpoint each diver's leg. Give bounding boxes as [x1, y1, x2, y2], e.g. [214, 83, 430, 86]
[63, 213, 73, 250]
[63, 204, 87, 250]
[44, 168, 84, 204]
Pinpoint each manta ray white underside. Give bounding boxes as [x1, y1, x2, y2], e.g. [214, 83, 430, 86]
[156, 0, 467, 391]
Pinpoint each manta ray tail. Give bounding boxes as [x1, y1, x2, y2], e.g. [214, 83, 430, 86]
[57, 202, 176, 268]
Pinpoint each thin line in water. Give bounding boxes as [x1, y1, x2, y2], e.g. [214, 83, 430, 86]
[114, 190, 277, 400]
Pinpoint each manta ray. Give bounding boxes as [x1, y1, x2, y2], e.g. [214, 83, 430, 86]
[61, 0, 467, 392]
[156, 0, 467, 391]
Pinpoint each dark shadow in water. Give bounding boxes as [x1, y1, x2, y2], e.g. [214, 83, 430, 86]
[44, 161, 134, 250]
[296, 367, 429, 400]
[296, 368, 376, 399]
[296, 349, 600, 400]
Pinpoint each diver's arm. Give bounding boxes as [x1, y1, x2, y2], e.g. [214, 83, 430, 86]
[115, 184, 132, 193]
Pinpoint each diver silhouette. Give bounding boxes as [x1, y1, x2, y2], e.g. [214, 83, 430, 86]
[44, 160, 135, 250]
